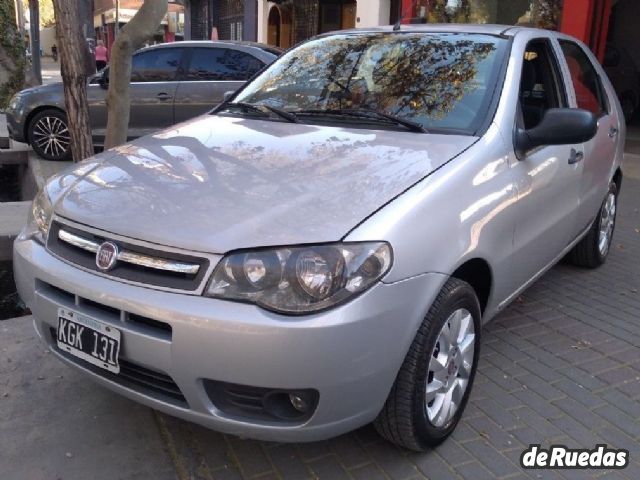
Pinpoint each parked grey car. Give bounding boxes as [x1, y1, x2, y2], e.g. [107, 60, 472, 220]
[14, 25, 625, 450]
[5, 41, 281, 161]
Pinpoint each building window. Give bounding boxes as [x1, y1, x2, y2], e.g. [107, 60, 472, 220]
[402, 0, 564, 30]
[217, 0, 245, 40]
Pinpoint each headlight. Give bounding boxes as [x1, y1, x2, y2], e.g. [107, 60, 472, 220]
[25, 188, 53, 244]
[205, 242, 392, 314]
[8, 93, 23, 112]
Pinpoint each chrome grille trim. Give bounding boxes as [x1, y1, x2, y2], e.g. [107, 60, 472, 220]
[58, 228, 201, 275]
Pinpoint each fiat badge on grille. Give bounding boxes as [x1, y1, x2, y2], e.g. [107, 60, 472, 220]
[96, 241, 119, 271]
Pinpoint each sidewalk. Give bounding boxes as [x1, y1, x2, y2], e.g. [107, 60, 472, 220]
[0, 316, 175, 480]
[40, 55, 62, 85]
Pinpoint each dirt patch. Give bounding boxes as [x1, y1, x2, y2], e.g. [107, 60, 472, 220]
[0, 261, 30, 320]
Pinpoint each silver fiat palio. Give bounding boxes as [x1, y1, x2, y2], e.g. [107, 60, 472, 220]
[14, 24, 625, 450]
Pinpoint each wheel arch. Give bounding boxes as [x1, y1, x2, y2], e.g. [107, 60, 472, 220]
[613, 167, 623, 194]
[450, 258, 493, 315]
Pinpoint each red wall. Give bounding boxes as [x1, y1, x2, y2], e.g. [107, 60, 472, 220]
[560, 0, 611, 61]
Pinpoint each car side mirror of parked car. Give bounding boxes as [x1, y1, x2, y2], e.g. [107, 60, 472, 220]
[223, 90, 235, 102]
[514, 108, 597, 159]
[99, 68, 109, 89]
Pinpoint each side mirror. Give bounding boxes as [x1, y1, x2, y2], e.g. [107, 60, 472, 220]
[98, 68, 109, 89]
[223, 90, 235, 102]
[514, 108, 597, 159]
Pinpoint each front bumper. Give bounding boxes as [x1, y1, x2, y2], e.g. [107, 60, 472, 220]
[13, 235, 446, 442]
[5, 105, 27, 143]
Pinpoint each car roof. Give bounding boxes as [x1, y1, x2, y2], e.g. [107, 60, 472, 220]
[316, 23, 550, 38]
[138, 40, 283, 54]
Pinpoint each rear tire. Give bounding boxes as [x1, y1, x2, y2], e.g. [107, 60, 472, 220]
[28, 109, 72, 161]
[374, 278, 481, 451]
[567, 182, 617, 268]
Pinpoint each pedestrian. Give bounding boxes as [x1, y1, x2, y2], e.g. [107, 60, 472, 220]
[95, 40, 108, 71]
[51, 44, 57, 62]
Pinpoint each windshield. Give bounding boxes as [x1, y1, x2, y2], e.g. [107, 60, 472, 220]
[232, 32, 508, 134]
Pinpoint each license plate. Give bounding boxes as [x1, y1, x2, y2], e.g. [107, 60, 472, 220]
[57, 308, 121, 374]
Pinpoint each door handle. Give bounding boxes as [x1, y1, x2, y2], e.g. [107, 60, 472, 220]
[156, 92, 172, 101]
[609, 126, 619, 138]
[568, 149, 584, 164]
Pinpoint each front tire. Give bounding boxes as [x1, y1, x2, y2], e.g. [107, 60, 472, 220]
[28, 109, 72, 161]
[568, 182, 617, 268]
[374, 278, 481, 451]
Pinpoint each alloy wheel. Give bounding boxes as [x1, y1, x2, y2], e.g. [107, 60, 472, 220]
[425, 308, 475, 428]
[598, 192, 616, 256]
[32, 115, 70, 158]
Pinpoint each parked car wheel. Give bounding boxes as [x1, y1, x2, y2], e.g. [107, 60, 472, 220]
[568, 181, 618, 268]
[28, 109, 72, 161]
[374, 278, 481, 451]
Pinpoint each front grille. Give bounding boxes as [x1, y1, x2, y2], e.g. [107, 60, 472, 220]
[50, 328, 187, 407]
[47, 220, 209, 292]
[39, 280, 172, 341]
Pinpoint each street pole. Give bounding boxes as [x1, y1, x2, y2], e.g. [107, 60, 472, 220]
[28, 0, 42, 84]
[115, 0, 120, 35]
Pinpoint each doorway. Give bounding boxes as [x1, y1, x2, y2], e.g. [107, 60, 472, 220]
[319, 1, 357, 34]
[267, 4, 292, 49]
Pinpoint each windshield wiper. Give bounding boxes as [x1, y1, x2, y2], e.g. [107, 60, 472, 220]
[220, 102, 299, 123]
[292, 108, 427, 133]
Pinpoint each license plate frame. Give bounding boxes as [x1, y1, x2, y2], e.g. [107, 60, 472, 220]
[56, 308, 121, 374]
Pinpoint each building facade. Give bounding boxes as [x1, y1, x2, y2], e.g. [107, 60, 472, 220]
[186, 0, 258, 41]
[253, 0, 630, 68]
[256, 1, 391, 48]
[94, 0, 185, 53]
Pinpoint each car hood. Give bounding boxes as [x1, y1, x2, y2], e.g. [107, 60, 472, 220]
[18, 82, 63, 96]
[53, 115, 476, 253]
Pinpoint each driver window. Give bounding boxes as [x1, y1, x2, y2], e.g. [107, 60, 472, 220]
[519, 40, 566, 130]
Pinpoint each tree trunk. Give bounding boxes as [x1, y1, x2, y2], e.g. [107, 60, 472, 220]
[104, 0, 168, 149]
[0, 0, 27, 108]
[51, 0, 94, 161]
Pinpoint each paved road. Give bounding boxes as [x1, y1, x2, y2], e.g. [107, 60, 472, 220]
[1, 161, 639, 479]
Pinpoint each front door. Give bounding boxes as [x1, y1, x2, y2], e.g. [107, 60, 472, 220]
[510, 39, 584, 290]
[87, 80, 109, 144]
[87, 47, 185, 144]
[127, 47, 184, 139]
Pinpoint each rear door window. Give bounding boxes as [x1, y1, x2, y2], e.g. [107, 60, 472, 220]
[185, 48, 264, 81]
[559, 40, 608, 116]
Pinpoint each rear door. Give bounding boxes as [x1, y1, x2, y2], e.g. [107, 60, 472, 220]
[173, 47, 264, 123]
[557, 40, 620, 231]
[127, 47, 185, 139]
